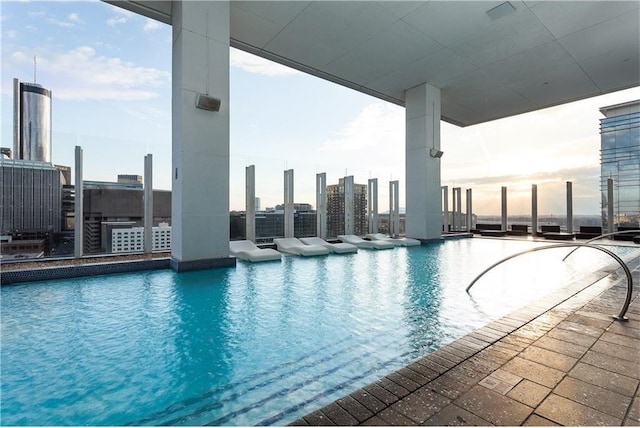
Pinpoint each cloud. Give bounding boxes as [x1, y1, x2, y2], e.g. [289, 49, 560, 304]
[320, 102, 405, 152]
[29, 10, 82, 28]
[8, 46, 170, 101]
[107, 16, 127, 27]
[230, 48, 301, 76]
[106, 5, 134, 27]
[143, 18, 161, 32]
[67, 12, 82, 23]
[7, 29, 18, 39]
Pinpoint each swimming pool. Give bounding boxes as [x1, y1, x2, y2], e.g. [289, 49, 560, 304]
[2, 239, 637, 425]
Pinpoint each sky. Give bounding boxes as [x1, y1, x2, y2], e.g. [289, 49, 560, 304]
[2, 0, 639, 216]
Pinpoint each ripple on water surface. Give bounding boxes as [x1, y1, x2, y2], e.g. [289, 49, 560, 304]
[2, 239, 636, 425]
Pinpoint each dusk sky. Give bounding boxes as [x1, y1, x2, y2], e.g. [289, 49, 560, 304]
[2, 1, 639, 215]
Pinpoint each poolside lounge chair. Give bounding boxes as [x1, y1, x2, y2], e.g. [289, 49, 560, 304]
[366, 233, 421, 247]
[299, 237, 358, 254]
[229, 240, 281, 262]
[337, 234, 394, 250]
[273, 238, 330, 256]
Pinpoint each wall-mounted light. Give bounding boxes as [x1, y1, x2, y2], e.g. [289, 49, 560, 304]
[195, 94, 221, 112]
[430, 148, 444, 158]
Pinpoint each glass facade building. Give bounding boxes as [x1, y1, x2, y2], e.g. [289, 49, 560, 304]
[600, 100, 640, 227]
[13, 78, 52, 163]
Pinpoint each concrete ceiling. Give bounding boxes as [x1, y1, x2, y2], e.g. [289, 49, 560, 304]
[106, 1, 640, 127]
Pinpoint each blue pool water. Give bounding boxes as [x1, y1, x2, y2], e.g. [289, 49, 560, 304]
[2, 239, 637, 425]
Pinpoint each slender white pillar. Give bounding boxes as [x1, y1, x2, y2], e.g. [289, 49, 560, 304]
[144, 154, 153, 253]
[566, 181, 573, 234]
[74, 145, 83, 258]
[284, 169, 294, 238]
[344, 175, 354, 235]
[368, 178, 379, 234]
[532, 184, 538, 236]
[246, 165, 256, 242]
[465, 188, 473, 232]
[453, 187, 462, 232]
[171, 1, 233, 270]
[405, 83, 441, 240]
[389, 180, 400, 237]
[316, 173, 327, 239]
[501, 186, 508, 231]
[442, 185, 449, 233]
[607, 178, 615, 234]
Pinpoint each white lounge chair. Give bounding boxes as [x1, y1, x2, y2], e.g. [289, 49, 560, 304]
[337, 234, 394, 250]
[300, 237, 358, 254]
[229, 240, 281, 262]
[366, 233, 421, 247]
[273, 238, 330, 256]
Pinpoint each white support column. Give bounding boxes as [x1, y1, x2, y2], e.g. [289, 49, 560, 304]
[607, 178, 615, 234]
[170, 1, 233, 271]
[246, 165, 256, 242]
[442, 185, 449, 233]
[389, 180, 400, 237]
[74, 145, 83, 258]
[532, 184, 538, 236]
[405, 83, 441, 240]
[144, 153, 153, 253]
[566, 181, 573, 234]
[465, 188, 473, 232]
[501, 186, 508, 231]
[368, 178, 379, 234]
[344, 175, 354, 235]
[284, 169, 294, 238]
[453, 187, 462, 232]
[316, 172, 327, 239]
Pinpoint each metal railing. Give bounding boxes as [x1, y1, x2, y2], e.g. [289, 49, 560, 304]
[562, 230, 640, 261]
[465, 242, 634, 321]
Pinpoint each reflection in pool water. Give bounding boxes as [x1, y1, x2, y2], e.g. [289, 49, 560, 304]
[2, 239, 636, 425]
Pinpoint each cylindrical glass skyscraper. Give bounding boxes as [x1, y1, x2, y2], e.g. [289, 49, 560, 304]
[13, 78, 52, 163]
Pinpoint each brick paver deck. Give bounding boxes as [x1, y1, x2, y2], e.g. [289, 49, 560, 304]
[291, 254, 640, 426]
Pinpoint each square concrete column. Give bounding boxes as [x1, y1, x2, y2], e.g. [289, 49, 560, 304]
[246, 165, 256, 242]
[144, 154, 153, 253]
[344, 175, 354, 235]
[74, 145, 83, 258]
[316, 173, 327, 239]
[532, 184, 538, 235]
[441, 186, 449, 233]
[453, 187, 462, 232]
[368, 178, 378, 234]
[607, 178, 615, 233]
[405, 83, 441, 240]
[466, 188, 473, 232]
[566, 181, 573, 234]
[284, 169, 294, 238]
[389, 180, 400, 237]
[501, 186, 508, 231]
[170, 1, 234, 271]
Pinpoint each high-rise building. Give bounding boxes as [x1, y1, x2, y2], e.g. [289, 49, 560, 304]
[1, 158, 61, 235]
[326, 178, 367, 238]
[599, 100, 640, 227]
[13, 78, 52, 163]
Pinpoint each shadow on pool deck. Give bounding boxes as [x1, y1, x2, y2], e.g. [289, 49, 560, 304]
[291, 255, 640, 426]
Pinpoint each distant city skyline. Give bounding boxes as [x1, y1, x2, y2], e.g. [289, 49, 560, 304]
[2, 1, 639, 215]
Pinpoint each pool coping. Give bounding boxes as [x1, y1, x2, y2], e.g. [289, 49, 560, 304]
[289, 254, 640, 426]
[0, 258, 172, 285]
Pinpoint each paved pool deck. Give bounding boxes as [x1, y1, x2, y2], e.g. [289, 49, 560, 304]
[291, 254, 640, 426]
